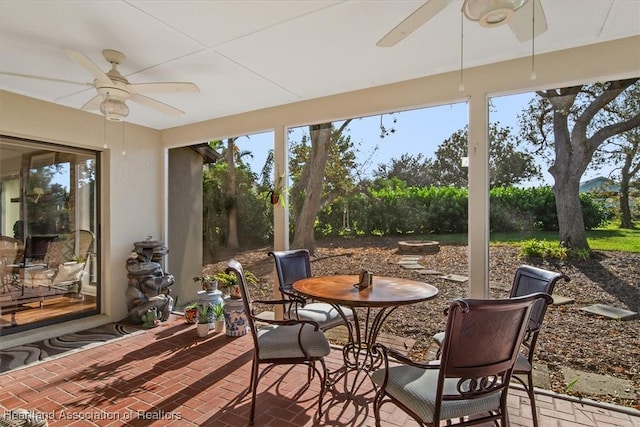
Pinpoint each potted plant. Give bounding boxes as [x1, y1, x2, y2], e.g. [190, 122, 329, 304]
[184, 302, 199, 324]
[214, 270, 257, 299]
[193, 274, 218, 292]
[267, 173, 288, 207]
[212, 303, 225, 333]
[196, 302, 213, 337]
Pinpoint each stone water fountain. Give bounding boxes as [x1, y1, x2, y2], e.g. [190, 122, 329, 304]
[125, 237, 175, 326]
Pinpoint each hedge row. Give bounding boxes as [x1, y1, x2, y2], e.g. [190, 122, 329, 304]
[315, 185, 606, 237]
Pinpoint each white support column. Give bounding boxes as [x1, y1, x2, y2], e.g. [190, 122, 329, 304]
[467, 94, 490, 298]
[272, 125, 288, 319]
[273, 125, 289, 252]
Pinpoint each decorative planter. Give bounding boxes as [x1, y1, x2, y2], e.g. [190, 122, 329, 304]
[202, 280, 218, 292]
[214, 319, 225, 333]
[196, 322, 209, 337]
[223, 296, 247, 337]
[197, 289, 224, 307]
[268, 191, 280, 205]
[184, 307, 198, 324]
[228, 285, 242, 299]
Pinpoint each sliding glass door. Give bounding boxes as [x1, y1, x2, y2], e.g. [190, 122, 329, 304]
[0, 136, 100, 334]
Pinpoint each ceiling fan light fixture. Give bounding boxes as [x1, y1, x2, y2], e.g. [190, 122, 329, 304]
[463, 0, 528, 27]
[99, 98, 129, 121]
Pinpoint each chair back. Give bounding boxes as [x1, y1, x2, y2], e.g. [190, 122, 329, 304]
[24, 235, 58, 265]
[510, 265, 570, 333]
[0, 236, 24, 277]
[268, 249, 312, 295]
[226, 259, 260, 344]
[0, 236, 24, 262]
[436, 293, 552, 420]
[73, 229, 95, 261]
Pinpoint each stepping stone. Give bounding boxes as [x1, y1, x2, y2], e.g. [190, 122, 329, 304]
[580, 304, 637, 320]
[490, 281, 511, 292]
[417, 269, 442, 275]
[551, 294, 574, 305]
[439, 274, 468, 283]
[561, 367, 636, 399]
[399, 256, 421, 261]
[397, 260, 420, 265]
[402, 264, 425, 269]
[514, 363, 550, 390]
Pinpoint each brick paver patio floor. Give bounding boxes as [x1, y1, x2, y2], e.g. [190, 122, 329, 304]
[1, 316, 638, 426]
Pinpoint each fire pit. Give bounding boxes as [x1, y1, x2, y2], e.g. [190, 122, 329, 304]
[398, 240, 440, 255]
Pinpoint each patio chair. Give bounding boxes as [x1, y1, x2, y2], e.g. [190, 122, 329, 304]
[268, 249, 354, 331]
[0, 236, 24, 293]
[372, 293, 553, 427]
[226, 259, 331, 425]
[431, 265, 570, 426]
[23, 230, 95, 295]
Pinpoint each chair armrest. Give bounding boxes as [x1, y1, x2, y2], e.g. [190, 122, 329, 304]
[250, 298, 322, 331]
[252, 317, 322, 330]
[282, 289, 307, 306]
[253, 298, 292, 306]
[373, 343, 438, 369]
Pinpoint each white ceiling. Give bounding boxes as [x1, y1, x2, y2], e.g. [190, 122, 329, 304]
[1, 0, 639, 130]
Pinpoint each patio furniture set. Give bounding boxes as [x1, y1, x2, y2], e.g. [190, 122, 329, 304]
[0, 230, 94, 325]
[225, 249, 568, 426]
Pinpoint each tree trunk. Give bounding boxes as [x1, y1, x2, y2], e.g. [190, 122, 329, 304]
[619, 139, 639, 229]
[226, 138, 239, 249]
[552, 176, 588, 249]
[619, 174, 631, 229]
[292, 123, 332, 252]
[547, 98, 591, 249]
[538, 80, 640, 250]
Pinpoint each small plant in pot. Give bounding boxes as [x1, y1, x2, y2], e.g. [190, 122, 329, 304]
[267, 173, 288, 207]
[193, 274, 218, 292]
[214, 270, 257, 299]
[212, 303, 225, 333]
[184, 302, 199, 324]
[196, 302, 213, 337]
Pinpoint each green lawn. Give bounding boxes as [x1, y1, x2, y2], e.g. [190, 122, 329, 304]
[426, 226, 640, 253]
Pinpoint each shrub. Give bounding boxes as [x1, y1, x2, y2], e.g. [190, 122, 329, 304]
[519, 239, 568, 259]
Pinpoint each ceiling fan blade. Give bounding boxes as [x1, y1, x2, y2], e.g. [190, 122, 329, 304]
[80, 95, 103, 111]
[508, 0, 548, 42]
[128, 82, 199, 95]
[0, 71, 92, 87]
[63, 48, 113, 86]
[377, 0, 452, 47]
[131, 94, 185, 116]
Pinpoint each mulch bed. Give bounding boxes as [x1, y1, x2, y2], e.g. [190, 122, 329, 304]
[203, 236, 639, 409]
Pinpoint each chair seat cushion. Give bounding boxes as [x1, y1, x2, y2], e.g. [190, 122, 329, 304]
[432, 331, 445, 346]
[257, 323, 330, 359]
[294, 303, 353, 330]
[53, 262, 84, 285]
[371, 364, 501, 423]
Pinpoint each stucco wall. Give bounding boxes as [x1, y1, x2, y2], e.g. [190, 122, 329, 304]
[0, 91, 162, 346]
[167, 147, 204, 308]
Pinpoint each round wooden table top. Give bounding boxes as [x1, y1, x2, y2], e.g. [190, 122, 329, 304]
[293, 275, 438, 308]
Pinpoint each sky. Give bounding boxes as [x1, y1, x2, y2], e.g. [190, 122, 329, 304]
[234, 92, 609, 187]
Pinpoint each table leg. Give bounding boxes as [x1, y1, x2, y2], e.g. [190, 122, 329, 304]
[327, 305, 399, 403]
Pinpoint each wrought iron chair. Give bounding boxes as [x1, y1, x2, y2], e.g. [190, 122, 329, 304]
[268, 249, 354, 331]
[226, 259, 331, 425]
[372, 293, 553, 427]
[431, 265, 570, 426]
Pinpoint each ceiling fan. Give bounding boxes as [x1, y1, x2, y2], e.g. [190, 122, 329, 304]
[377, 0, 548, 47]
[2, 48, 199, 121]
